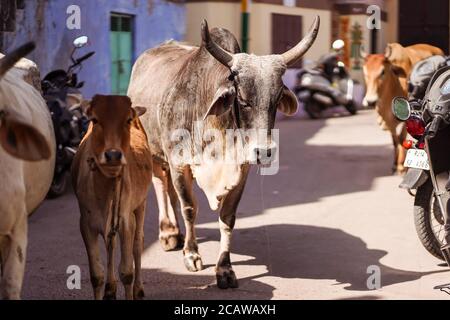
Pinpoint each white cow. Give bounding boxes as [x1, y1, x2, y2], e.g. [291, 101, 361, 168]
[0, 43, 55, 299]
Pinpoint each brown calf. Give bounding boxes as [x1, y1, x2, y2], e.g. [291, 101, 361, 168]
[362, 54, 407, 173]
[362, 43, 443, 173]
[71, 95, 152, 300]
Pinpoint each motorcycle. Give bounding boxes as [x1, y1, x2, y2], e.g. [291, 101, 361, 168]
[393, 64, 450, 264]
[294, 41, 357, 119]
[42, 35, 94, 198]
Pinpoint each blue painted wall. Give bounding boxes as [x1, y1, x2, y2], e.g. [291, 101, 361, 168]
[3, 0, 186, 98]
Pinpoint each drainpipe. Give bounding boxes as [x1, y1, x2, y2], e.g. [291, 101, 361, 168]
[241, 0, 249, 53]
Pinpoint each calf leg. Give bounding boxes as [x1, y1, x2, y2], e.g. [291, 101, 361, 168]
[133, 201, 146, 300]
[0, 213, 27, 300]
[80, 213, 104, 300]
[119, 214, 136, 300]
[216, 167, 249, 289]
[170, 166, 202, 272]
[103, 234, 117, 300]
[152, 161, 183, 251]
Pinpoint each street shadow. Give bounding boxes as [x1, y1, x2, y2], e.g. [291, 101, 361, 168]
[194, 224, 448, 293]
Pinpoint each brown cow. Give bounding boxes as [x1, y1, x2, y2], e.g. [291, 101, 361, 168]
[71, 95, 152, 300]
[362, 43, 443, 173]
[385, 43, 444, 90]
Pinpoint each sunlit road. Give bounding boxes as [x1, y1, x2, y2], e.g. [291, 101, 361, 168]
[23, 109, 450, 300]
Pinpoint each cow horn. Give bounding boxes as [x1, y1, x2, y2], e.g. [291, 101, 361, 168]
[201, 19, 234, 67]
[384, 45, 392, 60]
[0, 42, 36, 79]
[359, 45, 368, 59]
[281, 16, 320, 66]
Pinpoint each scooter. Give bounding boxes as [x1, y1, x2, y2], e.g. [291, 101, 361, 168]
[42, 36, 94, 198]
[394, 64, 450, 263]
[294, 42, 357, 119]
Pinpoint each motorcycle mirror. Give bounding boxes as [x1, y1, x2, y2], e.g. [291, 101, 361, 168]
[332, 39, 345, 51]
[73, 36, 89, 48]
[392, 97, 411, 121]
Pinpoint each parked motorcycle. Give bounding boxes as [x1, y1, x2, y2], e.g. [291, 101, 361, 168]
[294, 40, 357, 119]
[394, 64, 450, 263]
[42, 35, 94, 198]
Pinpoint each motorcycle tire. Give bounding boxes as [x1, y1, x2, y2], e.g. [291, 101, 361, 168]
[304, 101, 323, 119]
[345, 101, 357, 115]
[414, 179, 445, 261]
[47, 172, 68, 199]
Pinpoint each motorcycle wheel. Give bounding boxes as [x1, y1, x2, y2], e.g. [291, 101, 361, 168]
[345, 101, 357, 115]
[304, 101, 323, 119]
[47, 172, 68, 199]
[414, 179, 445, 261]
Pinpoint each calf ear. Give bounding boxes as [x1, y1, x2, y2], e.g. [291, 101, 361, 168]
[0, 114, 51, 161]
[203, 86, 236, 120]
[133, 106, 147, 117]
[277, 87, 298, 115]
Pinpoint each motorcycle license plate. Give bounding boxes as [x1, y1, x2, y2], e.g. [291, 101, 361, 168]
[404, 149, 429, 170]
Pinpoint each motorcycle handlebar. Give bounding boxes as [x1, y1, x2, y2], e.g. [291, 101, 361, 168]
[76, 51, 95, 65]
[427, 116, 443, 138]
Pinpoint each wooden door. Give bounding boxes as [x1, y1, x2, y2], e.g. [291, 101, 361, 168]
[272, 13, 303, 68]
[110, 14, 133, 95]
[399, 0, 449, 53]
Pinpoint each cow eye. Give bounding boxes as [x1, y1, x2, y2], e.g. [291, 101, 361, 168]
[127, 118, 133, 125]
[91, 118, 98, 124]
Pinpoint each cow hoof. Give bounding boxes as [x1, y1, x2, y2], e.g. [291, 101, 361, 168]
[183, 252, 203, 272]
[159, 233, 184, 251]
[103, 292, 117, 300]
[216, 269, 239, 289]
[133, 287, 145, 300]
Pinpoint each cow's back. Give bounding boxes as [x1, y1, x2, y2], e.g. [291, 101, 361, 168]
[128, 42, 199, 160]
[405, 44, 444, 65]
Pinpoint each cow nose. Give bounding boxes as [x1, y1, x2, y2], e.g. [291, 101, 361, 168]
[254, 146, 276, 165]
[104, 149, 122, 163]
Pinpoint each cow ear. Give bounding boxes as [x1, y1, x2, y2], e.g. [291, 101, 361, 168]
[0, 113, 51, 161]
[133, 106, 147, 117]
[391, 65, 407, 78]
[203, 86, 236, 120]
[277, 87, 298, 115]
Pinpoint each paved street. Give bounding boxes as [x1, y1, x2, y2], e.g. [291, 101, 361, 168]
[23, 109, 450, 300]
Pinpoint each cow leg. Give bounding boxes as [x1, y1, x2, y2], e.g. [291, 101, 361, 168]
[152, 161, 183, 251]
[215, 166, 249, 289]
[119, 213, 136, 300]
[0, 213, 27, 300]
[133, 201, 146, 300]
[80, 213, 104, 300]
[103, 234, 117, 300]
[390, 131, 399, 173]
[170, 166, 202, 272]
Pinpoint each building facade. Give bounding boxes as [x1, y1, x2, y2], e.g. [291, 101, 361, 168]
[1, 0, 185, 98]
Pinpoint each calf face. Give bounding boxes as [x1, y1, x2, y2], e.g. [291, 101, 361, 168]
[85, 95, 145, 178]
[362, 54, 406, 108]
